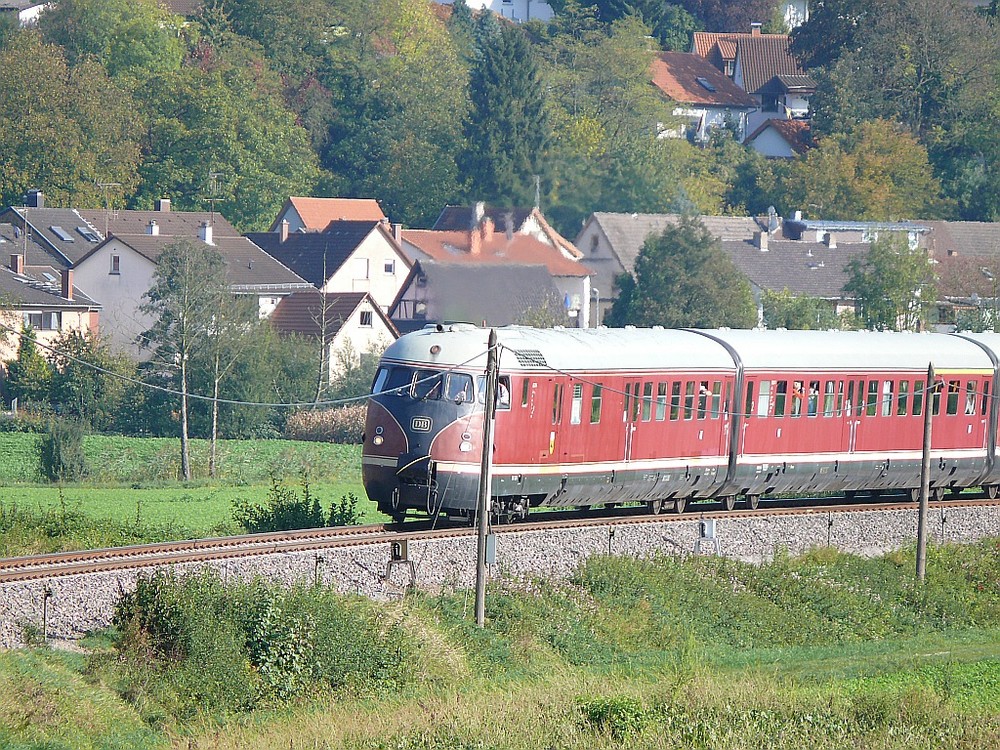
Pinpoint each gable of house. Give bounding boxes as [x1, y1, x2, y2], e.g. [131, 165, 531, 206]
[269, 197, 387, 233]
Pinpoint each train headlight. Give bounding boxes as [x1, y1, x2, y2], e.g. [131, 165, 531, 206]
[459, 440, 473, 452]
[373, 435, 384, 446]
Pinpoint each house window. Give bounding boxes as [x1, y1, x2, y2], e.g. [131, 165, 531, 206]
[384, 259, 395, 275]
[360, 310, 373, 327]
[110, 254, 120, 274]
[23, 311, 60, 330]
[762, 94, 779, 112]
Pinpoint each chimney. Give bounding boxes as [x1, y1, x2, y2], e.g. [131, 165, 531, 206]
[24, 189, 43, 208]
[155, 198, 171, 212]
[10, 254, 24, 274]
[503, 212, 514, 240]
[481, 216, 495, 243]
[793, 209, 802, 221]
[61, 268, 73, 301]
[200, 221, 214, 245]
[754, 231, 769, 252]
[472, 201, 486, 228]
[147, 220, 159, 236]
[750, 22, 762, 35]
[824, 232, 837, 249]
[279, 218, 289, 243]
[470, 227, 482, 256]
[392, 223, 402, 243]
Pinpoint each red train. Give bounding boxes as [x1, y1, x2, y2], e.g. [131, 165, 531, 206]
[362, 325, 1000, 521]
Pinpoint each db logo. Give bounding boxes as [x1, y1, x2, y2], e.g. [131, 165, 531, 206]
[411, 417, 432, 432]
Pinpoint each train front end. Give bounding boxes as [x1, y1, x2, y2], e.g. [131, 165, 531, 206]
[362, 325, 490, 520]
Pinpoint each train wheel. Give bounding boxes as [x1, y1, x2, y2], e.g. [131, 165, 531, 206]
[648, 499, 665, 515]
[722, 495, 736, 511]
[746, 494, 760, 510]
[984, 485, 999, 499]
[931, 487, 945, 502]
[907, 487, 920, 503]
[674, 497, 687, 514]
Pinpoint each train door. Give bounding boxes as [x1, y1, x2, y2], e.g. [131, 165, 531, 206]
[843, 378, 863, 455]
[622, 380, 641, 461]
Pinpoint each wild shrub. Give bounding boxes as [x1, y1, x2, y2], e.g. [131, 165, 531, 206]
[39, 418, 87, 482]
[328, 492, 361, 526]
[233, 476, 361, 532]
[283, 405, 366, 444]
[579, 696, 652, 740]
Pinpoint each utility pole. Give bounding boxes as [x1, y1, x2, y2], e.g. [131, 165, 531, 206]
[917, 363, 934, 582]
[475, 328, 499, 627]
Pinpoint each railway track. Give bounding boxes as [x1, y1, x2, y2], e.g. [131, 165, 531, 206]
[2, 497, 996, 584]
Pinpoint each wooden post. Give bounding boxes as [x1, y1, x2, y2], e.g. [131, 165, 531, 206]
[917, 363, 934, 582]
[475, 329, 499, 627]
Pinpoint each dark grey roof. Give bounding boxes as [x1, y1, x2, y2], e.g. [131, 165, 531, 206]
[0, 266, 98, 308]
[391, 261, 561, 328]
[270, 291, 398, 342]
[721, 239, 867, 299]
[432, 205, 532, 232]
[107, 235, 310, 291]
[76, 209, 240, 239]
[925, 220, 1000, 259]
[0, 222, 50, 264]
[247, 221, 385, 287]
[0, 207, 103, 267]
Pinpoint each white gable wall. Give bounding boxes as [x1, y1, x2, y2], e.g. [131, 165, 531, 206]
[437, 1, 553, 22]
[327, 297, 396, 379]
[322, 229, 410, 312]
[747, 126, 797, 158]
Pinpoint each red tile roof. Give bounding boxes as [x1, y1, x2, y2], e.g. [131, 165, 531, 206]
[273, 197, 387, 231]
[744, 118, 813, 154]
[692, 30, 788, 64]
[401, 228, 591, 278]
[737, 35, 808, 95]
[650, 52, 757, 108]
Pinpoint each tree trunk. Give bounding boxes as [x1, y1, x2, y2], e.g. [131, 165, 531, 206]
[210, 370, 220, 478]
[180, 354, 191, 481]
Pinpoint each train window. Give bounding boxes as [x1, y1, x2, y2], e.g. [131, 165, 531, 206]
[710, 381, 722, 419]
[881, 380, 893, 417]
[590, 384, 603, 424]
[521, 380, 530, 408]
[823, 381, 835, 416]
[837, 381, 845, 416]
[946, 380, 960, 415]
[983, 381, 990, 416]
[897, 381, 910, 416]
[757, 380, 771, 417]
[445, 372, 474, 403]
[624, 383, 632, 420]
[371, 367, 390, 394]
[571, 383, 583, 425]
[775, 380, 788, 417]
[552, 383, 564, 424]
[641, 382, 653, 421]
[932, 380, 942, 416]
[791, 381, 803, 417]
[697, 381, 709, 420]
[475, 375, 511, 409]
[808, 381, 820, 416]
[684, 381, 696, 420]
[913, 379, 924, 416]
[866, 381, 879, 417]
[412, 370, 443, 400]
[965, 381, 977, 415]
[385, 366, 414, 397]
[631, 381, 641, 422]
[671, 382, 682, 420]
[655, 383, 667, 421]
[847, 381, 855, 416]
[856, 380, 867, 417]
[744, 381, 754, 420]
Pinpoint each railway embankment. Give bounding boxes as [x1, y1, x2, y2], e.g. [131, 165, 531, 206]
[2, 503, 998, 649]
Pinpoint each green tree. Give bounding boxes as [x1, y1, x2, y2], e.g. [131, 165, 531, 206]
[39, 0, 183, 82]
[761, 289, 845, 330]
[843, 235, 935, 331]
[48, 330, 136, 433]
[0, 31, 142, 208]
[461, 19, 549, 205]
[607, 214, 756, 328]
[140, 239, 228, 479]
[4, 325, 53, 406]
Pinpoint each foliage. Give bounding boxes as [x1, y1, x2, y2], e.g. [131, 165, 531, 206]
[327, 491, 361, 527]
[108, 570, 412, 715]
[4, 325, 53, 406]
[232, 474, 361, 532]
[607, 213, 756, 328]
[283, 405, 367, 444]
[844, 234, 936, 331]
[553, 1, 701, 50]
[762, 289, 850, 330]
[39, 418, 88, 482]
[0, 30, 142, 209]
[461, 18, 549, 205]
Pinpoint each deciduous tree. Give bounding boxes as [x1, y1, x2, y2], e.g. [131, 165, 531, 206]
[843, 235, 935, 331]
[4, 325, 53, 406]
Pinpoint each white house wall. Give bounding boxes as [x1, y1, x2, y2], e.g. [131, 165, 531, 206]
[748, 127, 796, 158]
[437, 0, 553, 22]
[322, 230, 407, 312]
[327, 299, 396, 379]
[552, 275, 591, 329]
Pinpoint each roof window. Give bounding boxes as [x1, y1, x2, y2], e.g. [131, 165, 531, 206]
[77, 227, 101, 242]
[696, 77, 717, 92]
[50, 226, 74, 242]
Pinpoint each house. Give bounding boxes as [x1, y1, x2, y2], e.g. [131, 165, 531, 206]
[650, 51, 758, 142]
[247, 220, 411, 312]
[743, 118, 813, 158]
[692, 26, 789, 79]
[576, 212, 769, 327]
[72, 222, 311, 357]
[269, 197, 386, 233]
[432, 202, 582, 260]
[734, 33, 815, 133]
[0, 0, 47, 27]
[390, 260, 562, 333]
[400, 217, 593, 328]
[433, 1, 554, 22]
[781, 216, 931, 248]
[269, 291, 398, 379]
[0, 255, 100, 374]
[922, 220, 1000, 329]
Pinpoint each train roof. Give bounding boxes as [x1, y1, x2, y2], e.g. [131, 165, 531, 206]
[381, 325, 997, 375]
[705, 329, 995, 372]
[380, 325, 737, 373]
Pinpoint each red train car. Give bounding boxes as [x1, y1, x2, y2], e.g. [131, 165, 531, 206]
[361, 325, 998, 520]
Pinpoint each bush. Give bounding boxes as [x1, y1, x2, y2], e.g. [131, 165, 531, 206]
[283, 404, 366, 444]
[39, 418, 87, 482]
[232, 476, 361, 532]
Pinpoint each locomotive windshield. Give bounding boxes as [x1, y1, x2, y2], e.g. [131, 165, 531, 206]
[371, 365, 475, 403]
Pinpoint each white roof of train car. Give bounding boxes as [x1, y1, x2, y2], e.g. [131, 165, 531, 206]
[380, 326, 995, 376]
